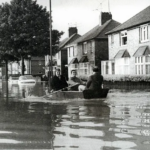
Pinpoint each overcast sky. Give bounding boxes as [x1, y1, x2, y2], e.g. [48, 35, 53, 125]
[0, 0, 150, 40]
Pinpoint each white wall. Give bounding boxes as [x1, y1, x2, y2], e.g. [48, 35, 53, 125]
[107, 24, 150, 75]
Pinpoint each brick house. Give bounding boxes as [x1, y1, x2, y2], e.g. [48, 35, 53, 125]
[102, 6, 150, 76]
[66, 38, 79, 79]
[67, 12, 120, 79]
[55, 27, 81, 80]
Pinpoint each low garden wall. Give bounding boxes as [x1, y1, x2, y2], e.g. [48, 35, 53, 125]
[103, 81, 150, 89]
[103, 75, 150, 89]
[80, 75, 150, 89]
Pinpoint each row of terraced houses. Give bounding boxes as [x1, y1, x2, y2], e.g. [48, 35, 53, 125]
[45, 6, 150, 80]
[1, 6, 150, 80]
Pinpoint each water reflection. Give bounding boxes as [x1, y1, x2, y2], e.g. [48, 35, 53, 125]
[0, 81, 150, 149]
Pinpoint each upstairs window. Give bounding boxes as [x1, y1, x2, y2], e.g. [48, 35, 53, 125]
[140, 25, 149, 42]
[68, 48, 71, 57]
[72, 47, 75, 56]
[68, 47, 75, 57]
[120, 31, 127, 46]
[89, 41, 93, 53]
[83, 42, 87, 54]
[111, 34, 114, 45]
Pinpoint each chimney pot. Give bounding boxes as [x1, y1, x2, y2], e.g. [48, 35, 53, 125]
[99, 12, 112, 26]
[68, 27, 78, 37]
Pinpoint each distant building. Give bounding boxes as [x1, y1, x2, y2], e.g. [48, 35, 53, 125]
[102, 6, 150, 76]
[67, 12, 120, 79]
[30, 57, 45, 74]
[1, 56, 45, 78]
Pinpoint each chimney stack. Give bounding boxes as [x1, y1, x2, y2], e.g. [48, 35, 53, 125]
[68, 27, 78, 37]
[99, 12, 112, 26]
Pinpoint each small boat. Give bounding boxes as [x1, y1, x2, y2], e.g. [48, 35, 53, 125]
[45, 89, 109, 100]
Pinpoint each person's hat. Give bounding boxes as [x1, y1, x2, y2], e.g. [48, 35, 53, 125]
[93, 66, 99, 72]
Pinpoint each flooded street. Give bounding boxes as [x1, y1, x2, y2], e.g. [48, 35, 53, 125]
[0, 81, 150, 149]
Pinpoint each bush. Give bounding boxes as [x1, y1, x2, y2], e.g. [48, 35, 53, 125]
[103, 75, 150, 82]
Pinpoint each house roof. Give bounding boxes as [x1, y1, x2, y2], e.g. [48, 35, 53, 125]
[133, 46, 150, 57]
[79, 56, 88, 63]
[70, 19, 120, 44]
[59, 33, 81, 49]
[69, 58, 79, 65]
[106, 6, 150, 34]
[114, 49, 130, 58]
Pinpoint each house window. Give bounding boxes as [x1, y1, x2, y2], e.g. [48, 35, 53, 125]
[89, 41, 93, 53]
[85, 69, 88, 75]
[120, 31, 127, 46]
[135, 56, 150, 75]
[71, 64, 78, 69]
[83, 42, 87, 54]
[72, 47, 75, 56]
[111, 34, 114, 44]
[146, 65, 150, 74]
[69, 47, 74, 57]
[106, 62, 109, 74]
[140, 25, 149, 42]
[135, 57, 143, 75]
[146, 56, 150, 62]
[112, 62, 115, 74]
[68, 48, 71, 57]
[79, 62, 88, 75]
[124, 57, 129, 64]
[124, 58, 129, 74]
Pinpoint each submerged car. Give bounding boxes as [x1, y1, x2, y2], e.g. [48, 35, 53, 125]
[8, 76, 19, 84]
[18, 75, 36, 84]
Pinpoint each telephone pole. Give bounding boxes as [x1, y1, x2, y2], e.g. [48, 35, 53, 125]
[49, 0, 53, 88]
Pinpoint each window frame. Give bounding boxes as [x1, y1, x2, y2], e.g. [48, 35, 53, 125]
[140, 24, 149, 43]
[68, 47, 71, 57]
[79, 62, 88, 75]
[120, 30, 127, 46]
[111, 34, 114, 45]
[83, 42, 87, 54]
[89, 41, 93, 53]
[135, 56, 150, 75]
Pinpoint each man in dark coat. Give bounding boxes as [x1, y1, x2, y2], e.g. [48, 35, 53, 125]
[50, 68, 68, 91]
[78, 66, 103, 91]
[86, 66, 103, 90]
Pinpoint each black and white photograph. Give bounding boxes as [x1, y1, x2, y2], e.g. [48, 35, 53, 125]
[0, 0, 150, 149]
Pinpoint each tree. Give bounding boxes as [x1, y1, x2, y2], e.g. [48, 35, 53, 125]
[52, 30, 64, 55]
[0, 0, 63, 75]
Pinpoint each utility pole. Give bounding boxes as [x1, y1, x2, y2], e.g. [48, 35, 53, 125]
[49, 0, 53, 89]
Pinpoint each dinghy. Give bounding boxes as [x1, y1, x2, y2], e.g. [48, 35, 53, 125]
[45, 89, 109, 100]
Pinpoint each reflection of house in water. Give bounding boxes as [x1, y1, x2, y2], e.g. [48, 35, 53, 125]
[109, 102, 150, 150]
[52, 102, 139, 149]
[53, 102, 122, 149]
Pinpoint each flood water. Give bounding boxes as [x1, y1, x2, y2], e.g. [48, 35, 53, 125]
[0, 80, 150, 149]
